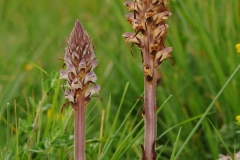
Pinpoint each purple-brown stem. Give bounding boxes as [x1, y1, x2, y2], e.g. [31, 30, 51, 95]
[123, 0, 173, 159]
[143, 69, 157, 160]
[142, 26, 157, 159]
[74, 93, 86, 160]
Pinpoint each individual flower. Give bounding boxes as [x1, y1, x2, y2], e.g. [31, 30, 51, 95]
[218, 151, 240, 160]
[236, 43, 240, 53]
[236, 115, 240, 125]
[24, 63, 33, 71]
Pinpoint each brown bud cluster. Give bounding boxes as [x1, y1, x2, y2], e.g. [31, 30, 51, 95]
[60, 20, 100, 109]
[123, 0, 173, 67]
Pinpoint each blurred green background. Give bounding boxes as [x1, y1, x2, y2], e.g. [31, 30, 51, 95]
[0, 0, 240, 159]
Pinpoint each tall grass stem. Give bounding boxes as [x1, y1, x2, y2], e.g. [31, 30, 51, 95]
[175, 64, 240, 159]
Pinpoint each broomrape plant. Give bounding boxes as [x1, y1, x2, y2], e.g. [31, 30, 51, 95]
[123, 0, 173, 159]
[60, 20, 100, 160]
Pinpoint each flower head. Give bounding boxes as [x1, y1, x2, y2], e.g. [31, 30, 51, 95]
[123, 0, 173, 67]
[236, 115, 240, 125]
[236, 44, 240, 53]
[60, 20, 100, 109]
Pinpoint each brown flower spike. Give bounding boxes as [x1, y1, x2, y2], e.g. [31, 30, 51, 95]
[60, 20, 100, 160]
[123, 0, 173, 159]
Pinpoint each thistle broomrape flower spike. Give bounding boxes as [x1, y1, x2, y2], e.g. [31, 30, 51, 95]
[123, 0, 172, 159]
[60, 20, 100, 110]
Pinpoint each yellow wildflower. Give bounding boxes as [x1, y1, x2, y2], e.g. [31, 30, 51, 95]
[236, 115, 240, 125]
[236, 44, 240, 53]
[47, 109, 64, 120]
[24, 63, 33, 71]
[47, 109, 51, 118]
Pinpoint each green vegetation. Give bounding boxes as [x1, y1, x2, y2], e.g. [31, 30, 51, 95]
[0, 0, 239, 159]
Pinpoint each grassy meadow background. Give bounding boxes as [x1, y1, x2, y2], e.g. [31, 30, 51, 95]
[0, 0, 240, 159]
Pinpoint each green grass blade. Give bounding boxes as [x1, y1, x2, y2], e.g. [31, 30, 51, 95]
[175, 64, 240, 159]
[157, 95, 173, 114]
[111, 95, 173, 160]
[43, 78, 61, 138]
[110, 119, 143, 160]
[6, 103, 10, 151]
[105, 93, 112, 130]
[14, 101, 19, 157]
[170, 126, 181, 160]
[100, 88, 141, 159]
[207, 118, 233, 158]
[28, 61, 50, 77]
[111, 82, 129, 132]
[157, 112, 214, 140]
[157, 140, 170, 159]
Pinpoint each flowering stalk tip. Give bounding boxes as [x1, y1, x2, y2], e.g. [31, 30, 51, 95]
[60, 20, 100, 109]
[60, 20, 100, 160]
